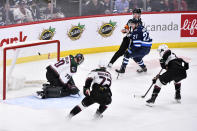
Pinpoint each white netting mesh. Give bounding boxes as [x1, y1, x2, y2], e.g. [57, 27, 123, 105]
[0, 40, 60, 99]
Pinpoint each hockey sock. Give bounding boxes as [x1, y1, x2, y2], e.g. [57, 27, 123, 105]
[153, 85, 161, 96]
[137, 60, 145, 68]
[70, 106, 82, 117]
[147, 85, 161, 103]
[122, 57, 129, 67]
[174, 83, 181, 100]
[175, 83, 181, 93]
[96, 105, 108, 115]
[70, 103, 86, 116]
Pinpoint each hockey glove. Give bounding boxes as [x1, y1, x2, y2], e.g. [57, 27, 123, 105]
[152, 75, 160, 84]
[83, 87, 90, 96]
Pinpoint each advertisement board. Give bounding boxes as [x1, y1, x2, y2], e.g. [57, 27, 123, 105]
[0, 12, 197, 61]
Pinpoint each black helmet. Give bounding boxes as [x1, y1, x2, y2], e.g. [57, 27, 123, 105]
[128, 18, 140, 24]
[132, 8, 141, 14]
[75, 53, 84, 65]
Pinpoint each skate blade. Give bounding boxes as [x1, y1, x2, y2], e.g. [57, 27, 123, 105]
[92, 116, 103, 121]
[146, 103, 154, 107]
[175, 99, 181, 104]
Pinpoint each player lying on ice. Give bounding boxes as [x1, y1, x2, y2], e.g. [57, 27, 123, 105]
[146, 44, 189, 106]
[36, 53, 84, 99]
[116, 18, 152, 74]
[67, 61, 112, 120]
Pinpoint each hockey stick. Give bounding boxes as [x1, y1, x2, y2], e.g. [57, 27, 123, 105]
[134, 69, 163, 98]
[116, 72, 120, 79]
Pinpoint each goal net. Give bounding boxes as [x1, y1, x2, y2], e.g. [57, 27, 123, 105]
[0, 40, 60, 100]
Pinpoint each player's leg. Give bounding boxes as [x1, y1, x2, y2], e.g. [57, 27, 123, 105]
[36, 66, 60, 98]
[94, 93, 112, 119]
[68, 96, 94, 119]
[108, 36, 130, 67]
[115, 50, 131, 73]
[66, 77, 80, 95]
[94, 105, 108, 119]
[174, 82, 181, 101]
[133, 57, 147, 73]
[146, 71, 173, 105]
[133, 47, 150, 73]
[173, 70, 187, 101]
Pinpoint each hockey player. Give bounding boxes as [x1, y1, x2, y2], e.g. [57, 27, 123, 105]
[108, 8, 142, 68]
[36, 53, 84, 99]
[146, 44, 189, 106]
[116, 18, 152, 73]
[68, 61, 112, 119]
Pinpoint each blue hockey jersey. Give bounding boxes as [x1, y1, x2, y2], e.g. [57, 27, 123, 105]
[129, 25, 152, 49]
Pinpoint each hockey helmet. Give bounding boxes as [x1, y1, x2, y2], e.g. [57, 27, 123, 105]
[75, 53, 84, 65]
[98, 60, 107, 69]
[157, 44, 169, 57]
[128, 18, 140, 25]
[132, 8, 142, 14]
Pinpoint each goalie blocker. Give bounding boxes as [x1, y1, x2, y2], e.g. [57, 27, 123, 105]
[36, 53, 84, 99]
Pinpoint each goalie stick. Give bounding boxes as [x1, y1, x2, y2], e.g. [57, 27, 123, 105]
[133, 69, 163, 98]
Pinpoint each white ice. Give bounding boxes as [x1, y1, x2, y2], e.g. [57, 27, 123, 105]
[0, 48, 197, 131]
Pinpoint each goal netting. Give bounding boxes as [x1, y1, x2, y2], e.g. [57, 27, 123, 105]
[0, 40, 60, 100]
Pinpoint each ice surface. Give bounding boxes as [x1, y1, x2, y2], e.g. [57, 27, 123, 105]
[0, 48, 197, 131]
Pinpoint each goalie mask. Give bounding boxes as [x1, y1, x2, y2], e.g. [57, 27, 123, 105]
[75, 53, 84, 65]
[157, 44, 169, 57]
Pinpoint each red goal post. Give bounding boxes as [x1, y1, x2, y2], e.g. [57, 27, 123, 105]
[2, 40, 60, 100]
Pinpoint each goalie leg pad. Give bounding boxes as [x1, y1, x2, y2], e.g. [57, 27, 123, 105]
[42, 85, 70, 98]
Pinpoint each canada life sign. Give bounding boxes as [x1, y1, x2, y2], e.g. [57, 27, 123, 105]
[181, 14, 197, 37]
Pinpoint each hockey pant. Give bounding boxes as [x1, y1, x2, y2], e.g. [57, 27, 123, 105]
[43, 66, 79, 98]
[109, 36, 130, 64]
[82, 90, 111, 113]
[159, 69, 187, 85]
[122, 47, 151, 68]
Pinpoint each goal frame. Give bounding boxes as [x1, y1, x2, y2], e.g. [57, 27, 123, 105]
[2, 40, 60, 100]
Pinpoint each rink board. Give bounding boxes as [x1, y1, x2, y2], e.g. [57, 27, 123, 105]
[0, 11, 197, 65]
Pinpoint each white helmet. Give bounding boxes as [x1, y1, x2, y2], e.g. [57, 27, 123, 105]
[98, 60, 107, 69]
[157, 44, 168, 57]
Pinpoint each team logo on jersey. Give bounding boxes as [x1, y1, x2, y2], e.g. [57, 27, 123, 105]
[98, 20, 116, 38]
[40, 26, 55, 40]
[68, 23, 85, 40]
[181, 14, 197, 37]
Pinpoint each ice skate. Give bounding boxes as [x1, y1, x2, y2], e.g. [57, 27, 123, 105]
[146, 94, 157, 107]
[137, 66, 147, 73]
[36, 91, 46, 99]
[175, 91, 181, 103]
[115, 66, 125, 74]
[93, 111, 103, 120]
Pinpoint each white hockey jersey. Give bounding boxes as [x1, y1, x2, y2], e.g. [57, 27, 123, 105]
[50, 55, 78, 84]
[87, 69, 112, 88]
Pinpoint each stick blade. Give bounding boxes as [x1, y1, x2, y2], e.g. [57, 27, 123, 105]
[133, 94, 144, 98]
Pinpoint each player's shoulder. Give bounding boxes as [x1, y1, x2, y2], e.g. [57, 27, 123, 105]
[162, 50, 172, 59]
[138, 25, 146, 31]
